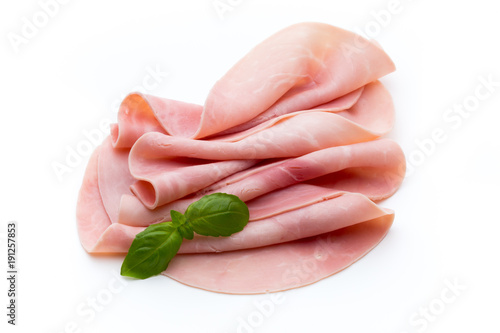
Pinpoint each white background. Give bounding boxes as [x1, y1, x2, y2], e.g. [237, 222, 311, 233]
[1, 0, 499, 332]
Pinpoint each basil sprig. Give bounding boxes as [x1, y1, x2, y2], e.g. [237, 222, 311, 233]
[120, 193, 249, 279]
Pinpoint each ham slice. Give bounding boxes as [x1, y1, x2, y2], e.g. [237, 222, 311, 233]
[183, 22, 394, 139]
[77, 138, 403, 254]
[178, 191, 393, 254]
[129, 158, 257, 209]
[217, 86, 365, 136]
[118, 138, 405, 227]
[76, 22, 404, 294]
[110, 23, 394, 146]
[77, 145, 111, 253]
[124, 80, 395, 209]
[81, 171, 395, 256]
[76, 142, 141, 253]
[97, 137, 135, 223]
[164, 213, 393, 294]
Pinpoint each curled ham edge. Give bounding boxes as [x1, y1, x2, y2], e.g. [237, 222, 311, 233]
[117, 137, 405, 227]
[78, 137, 404, 254]
[110, 22, 395, 145]
[76, 138, 403, 294]
[126, 80, 395, 210]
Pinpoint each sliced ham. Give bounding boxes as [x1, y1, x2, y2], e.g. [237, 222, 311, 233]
[164, 213, 393, 294]
[110, 23, 394, 146]
[178, 191, 393, 254]
[97, 137, 136, 223]
[81, 177, 394, 256]
[76, 22, 404, 294]
[129, 158, 257, 209]
[118, 138, 404, 227]
[111, 97, 201, 148]
[128, 111, 379, 161]
[124, 80, 395, 209]
[77, 145, 111, 253]
[78, 137, 403, 254]
[216, 86, 365, 136]
[76, 142, 138, 253]
[193, 22, 395, 139]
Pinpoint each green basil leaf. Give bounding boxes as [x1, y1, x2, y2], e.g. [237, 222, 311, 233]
[171, 210, 194, 240]
[121, 193, 250, 280]
[184, 193, 249, 237]
[120, 222, 182, 279]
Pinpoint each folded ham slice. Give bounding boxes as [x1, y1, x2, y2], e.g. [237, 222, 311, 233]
[76, 22, 404, 294]
[164, 213, 393, 294]
[118, 138, 404, 226]
[178, 190, 393, 254]
[77, 143, 397, 258]
[126, 80, 395, 209]
[110, 23, 395, 146]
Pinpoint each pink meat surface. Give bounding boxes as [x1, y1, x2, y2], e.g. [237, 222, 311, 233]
[129, 157, 257, 209]
[76, 141, 143, 253]
[77, 145, 110, 253]
[165, 213, 393, 294]
[118, 138, 404, 227]
[110, 23, 394, 144]
[178, 191, 393, 254]
[76, 22, 404, 294]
